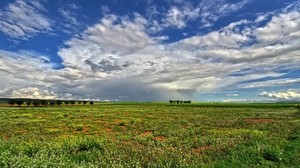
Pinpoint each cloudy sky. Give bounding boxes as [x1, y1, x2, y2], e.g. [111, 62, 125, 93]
[0, 0, 300, 102]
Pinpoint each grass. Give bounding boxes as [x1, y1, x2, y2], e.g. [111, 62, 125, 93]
[0, 103, 299, 167]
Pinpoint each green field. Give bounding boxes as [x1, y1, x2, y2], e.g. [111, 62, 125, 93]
[0, 103, 299, 167]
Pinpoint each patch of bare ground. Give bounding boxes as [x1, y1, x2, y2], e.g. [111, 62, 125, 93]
[153, 136, 166, 141]
[245, 119, 274, 124]
[192, 145, 212, 153]
[141, 131, 153, 136]
[82, 127, 90, 134]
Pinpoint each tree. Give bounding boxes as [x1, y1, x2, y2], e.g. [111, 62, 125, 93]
[83, 101, 87, 105]
[32, 100, 41, 107]
[50, 101, 55, 106]
[70, 100, 76, 105]
[8, 99, 16, 106]
[26, 100, 32, 107]
[90, 101, 94, 105]
[64, 101, 70, 105]
[78, 101, 82, 105]
[16, 99, 24, 107]
[41, 100, 48, 106]
[169, 100, 173, 104]
[56, 100, 62, 106]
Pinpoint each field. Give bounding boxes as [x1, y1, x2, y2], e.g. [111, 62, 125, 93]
[0, 103, 299, 167]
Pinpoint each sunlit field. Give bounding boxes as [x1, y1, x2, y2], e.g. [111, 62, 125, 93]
[0, 103, 299, 167]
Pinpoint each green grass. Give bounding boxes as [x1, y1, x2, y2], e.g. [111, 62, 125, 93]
[0, 103, 299, 167]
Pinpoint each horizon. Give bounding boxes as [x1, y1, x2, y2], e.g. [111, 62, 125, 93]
[0, 0, 300, 102]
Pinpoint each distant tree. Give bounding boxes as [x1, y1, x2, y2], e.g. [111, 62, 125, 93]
[64, 101, 70, 105]
[8, 99, 16, 106]
[90, 101, 94, 105]
[56, 100, 62, 106]
[83, 101, 87, 106]
[176, 100, 180, 104]
[50, 101, 55, 106]
[16, 99, 24, 107]
[169, 100, 173, 104]
[70, 100, 76, 105]
[78, 101, 82, 105]
[26, 100, 32, 107]
[32, 100, 41, 107]
[41, 100, 48, 106]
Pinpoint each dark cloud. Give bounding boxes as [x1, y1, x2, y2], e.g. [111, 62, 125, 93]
[84, 59, 123, 73]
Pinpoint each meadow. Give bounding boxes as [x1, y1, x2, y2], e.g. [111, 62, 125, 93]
[0, 102, 299, 167]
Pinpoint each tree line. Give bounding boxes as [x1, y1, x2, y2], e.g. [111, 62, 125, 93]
[8, 99, 94, 107]
[169, 100, 192, 104]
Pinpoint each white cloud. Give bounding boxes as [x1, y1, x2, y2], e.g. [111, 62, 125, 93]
[0, 0, 52, 39]
[255, 11, 300, 44]
[1, 2, 300, 101]
[58, 3, 82, 34]
[239, 78, 300, 89]
[260, 90, 300, 100]
[197, 0, 251, 28]
[12, 87, 57, 99]
[58, 14, 156, 72]
[164, 6, 200, 29]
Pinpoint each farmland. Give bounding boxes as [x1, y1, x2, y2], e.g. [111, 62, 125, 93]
[0, 102, 299, 167]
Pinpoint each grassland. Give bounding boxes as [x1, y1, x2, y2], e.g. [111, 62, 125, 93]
[0, 103, 299, 167]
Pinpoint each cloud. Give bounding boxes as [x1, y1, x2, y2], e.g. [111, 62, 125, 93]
[238, 78, 300, 89]
[255, 11, 300, 44]
[197, 0, 251, 28]
[260, 90, 300, 100]
[163, 5, 200, 29]
[1, 2, 300, 101]
[145, 0, 251, 31]
[0, 0, 52, 39]
[12, 87, 57, 99]
[58, 14, 156, 71]
[58, 3, 82, 34]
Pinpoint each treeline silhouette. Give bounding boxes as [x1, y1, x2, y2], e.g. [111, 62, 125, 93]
[169, 100, 192, 104]
[8, 99, 94, 107]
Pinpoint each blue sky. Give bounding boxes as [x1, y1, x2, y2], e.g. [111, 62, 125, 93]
[0, 0, 300, 102]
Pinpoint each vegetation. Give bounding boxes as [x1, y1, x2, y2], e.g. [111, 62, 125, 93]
[32, 100, 41, 107]
[8, 99, 15, 106]
[25, 100, 32, 107]
[56, 100, 62, 106]
[0, 102, 299, 167]
[15, 99, 24, 107]
[169, 100, 191, 104]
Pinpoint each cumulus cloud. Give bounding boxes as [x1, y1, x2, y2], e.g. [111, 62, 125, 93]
[260, 90, 300, 100]
[56, 6, 300, 100]
[1, 2, 300, 101]
[12, 87, 57, 99]
[0, 0, 52, 39]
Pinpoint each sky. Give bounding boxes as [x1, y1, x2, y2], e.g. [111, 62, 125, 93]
[0, 0, 300, 102]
